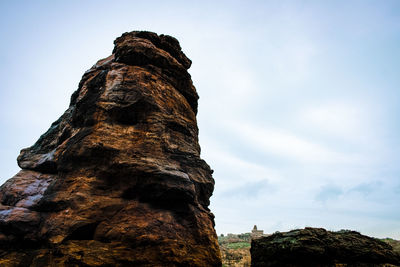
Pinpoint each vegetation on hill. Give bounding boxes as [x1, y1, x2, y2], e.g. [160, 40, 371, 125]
[218, 233, 251, 267]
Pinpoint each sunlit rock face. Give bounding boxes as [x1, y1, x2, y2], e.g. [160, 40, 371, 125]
[251, 227, 400, 267]
[0, 31, 221, 266]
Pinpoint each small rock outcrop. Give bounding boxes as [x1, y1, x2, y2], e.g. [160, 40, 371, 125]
[0, 31, 221, 266]
[251, 227, 400, 267]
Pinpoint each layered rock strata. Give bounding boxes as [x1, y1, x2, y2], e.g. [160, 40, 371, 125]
[251, 227, 400, 267]
[0, 31, 221, 266]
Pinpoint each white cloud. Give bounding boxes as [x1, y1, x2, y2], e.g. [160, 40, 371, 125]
[201, 139, 281, 191]
[226, 121, 362, 164]
[271, 40, 318, 84]
[299, 103, 368, 138]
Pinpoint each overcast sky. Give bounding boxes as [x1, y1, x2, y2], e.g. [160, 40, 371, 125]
[0, 0, 399, 238]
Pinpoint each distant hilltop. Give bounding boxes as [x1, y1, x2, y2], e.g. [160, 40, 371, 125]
[221, 225, 269, 241]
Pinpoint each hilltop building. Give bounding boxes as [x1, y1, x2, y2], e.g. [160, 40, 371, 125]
[251, 225, 264, 238]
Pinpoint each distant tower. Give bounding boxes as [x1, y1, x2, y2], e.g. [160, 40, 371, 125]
[251, 225, 264, 238]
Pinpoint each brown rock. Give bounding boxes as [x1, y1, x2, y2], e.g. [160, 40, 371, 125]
[0, 31, 221, 266]
[250, 227, 400, 267]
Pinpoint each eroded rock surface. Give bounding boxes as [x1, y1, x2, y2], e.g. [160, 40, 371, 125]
[251, 227, 400, 267]
[0, 31, 221, 266]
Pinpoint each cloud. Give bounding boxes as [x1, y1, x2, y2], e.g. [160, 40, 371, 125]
[270, 39, 318, 84]
[315, 185, 342, 202]
[225, 121, 361, 164]
[201, 141, 281, 190]
[220, 179, 276, 200]
[299, 102, 372, 141]
[349, 182, 382, 196]
[315, 182, 383, 203]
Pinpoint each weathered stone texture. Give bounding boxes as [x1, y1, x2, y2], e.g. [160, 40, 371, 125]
[0, 31, 221, 266]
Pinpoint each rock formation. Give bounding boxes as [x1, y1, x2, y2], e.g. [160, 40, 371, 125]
[0, 31, 221, 266]
[251, 227, 400, 267]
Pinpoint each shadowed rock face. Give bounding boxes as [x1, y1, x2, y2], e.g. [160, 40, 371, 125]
[0, 31, 221, 266]
[251, 227, 400, 267]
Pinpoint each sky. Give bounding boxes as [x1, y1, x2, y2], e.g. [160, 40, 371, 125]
[0, 0, 399, 238]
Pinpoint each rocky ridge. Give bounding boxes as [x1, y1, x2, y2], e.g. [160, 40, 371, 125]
[251, 227, 400, 267]
[0, 31, 221, 266]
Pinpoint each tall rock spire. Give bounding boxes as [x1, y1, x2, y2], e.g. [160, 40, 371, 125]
[0, 31, 221, 266]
